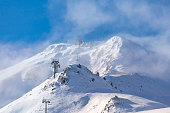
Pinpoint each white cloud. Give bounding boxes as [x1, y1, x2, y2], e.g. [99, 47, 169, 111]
[66, 0, 113, 29]
[47, 0, 114, 40]
[46, 0, 170, 80]
[117, 33, 170, 80]
[115, 0, 170, 33]
[0, 41, 50, 70]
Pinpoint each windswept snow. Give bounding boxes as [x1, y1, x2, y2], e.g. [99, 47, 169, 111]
[0, 64, 167, 113]
[137, 107, 170, 113]
[0, 36, 170, 112]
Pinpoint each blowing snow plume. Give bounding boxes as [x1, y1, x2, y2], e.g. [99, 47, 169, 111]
[1, 64, 170, 113]
[0, 36, 170, 108]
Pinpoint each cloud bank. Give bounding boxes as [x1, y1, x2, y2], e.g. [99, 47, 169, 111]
[1, 0, 170, 79]
[47, 0, 170, 40]
[0, 41, 49, 70]
[47, 0, 170, 80]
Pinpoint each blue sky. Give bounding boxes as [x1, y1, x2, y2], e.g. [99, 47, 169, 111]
[0, 0, 50, 43]
[0, 0, 170, 69]
[1, 0, 169, 43]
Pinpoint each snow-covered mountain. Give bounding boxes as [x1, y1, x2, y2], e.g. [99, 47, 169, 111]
[0, 36, 170, 112]
[0, 64, 168, 113]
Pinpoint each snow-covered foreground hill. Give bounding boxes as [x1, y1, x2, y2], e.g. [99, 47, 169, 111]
[0, 64, 168, 113]
[0, 36, 170, 112]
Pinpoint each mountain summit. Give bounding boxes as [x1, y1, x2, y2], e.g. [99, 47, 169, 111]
[0, 36, 170, 112]
[0, 64, 168, 113]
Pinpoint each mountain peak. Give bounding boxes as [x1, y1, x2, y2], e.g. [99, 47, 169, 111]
[0, 36, 168, 109]
[0, 64, 168, 113]
[106, 36, 122, 43]
[55, 64, 112, 92]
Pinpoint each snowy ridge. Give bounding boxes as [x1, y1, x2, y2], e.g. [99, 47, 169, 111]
[104, 73, 169, 96]
[0, 36, 170, 112]
[0, 64, 167, 113]
[56, 64, 112, 92]
[0, 36, 125, 108]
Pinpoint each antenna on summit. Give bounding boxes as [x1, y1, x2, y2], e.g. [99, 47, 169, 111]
[51, 59, 60, 78]
[77, 38, 83, 48]
[76, 38, 83, 63]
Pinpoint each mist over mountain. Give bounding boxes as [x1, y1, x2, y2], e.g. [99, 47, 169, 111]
[0, 36, 170, 113]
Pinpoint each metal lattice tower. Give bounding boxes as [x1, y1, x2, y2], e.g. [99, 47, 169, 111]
[76, 38, 83, 63]
[51, 59, 60, 78]
[42, 99, 50, 113]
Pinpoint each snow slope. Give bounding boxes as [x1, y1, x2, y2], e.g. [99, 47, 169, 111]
[0, 36, 170, 109]
[137, 107, 170, 113]
[0, 64, 167, 113]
